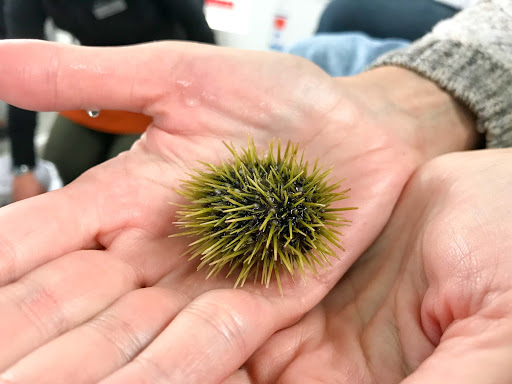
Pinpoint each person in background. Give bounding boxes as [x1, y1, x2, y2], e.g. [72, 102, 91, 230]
[0, 0, 4, 39]
[288, 0, 464, 77]
[4, 0, 215, 202]
[0, 0, 6, 136]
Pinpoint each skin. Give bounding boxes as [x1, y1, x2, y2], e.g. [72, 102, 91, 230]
[225, 148, 512, 384]
[0, 40, 479, 383]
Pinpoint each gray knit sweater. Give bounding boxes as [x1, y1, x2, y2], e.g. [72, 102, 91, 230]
[371, 0, 512, 148]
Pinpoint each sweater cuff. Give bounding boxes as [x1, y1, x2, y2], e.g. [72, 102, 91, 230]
[370, 39, 512, 148]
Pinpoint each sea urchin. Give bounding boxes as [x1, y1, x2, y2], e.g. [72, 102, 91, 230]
[171, 138, 354, 292]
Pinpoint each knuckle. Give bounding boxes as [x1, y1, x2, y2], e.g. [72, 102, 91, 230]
[134, 355, 172, 383]
[184, 294, 248, 356]
[86, 309, 144, 363]
[15, 277, 68, 339]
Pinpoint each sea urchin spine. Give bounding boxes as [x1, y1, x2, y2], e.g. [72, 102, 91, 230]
[171, 138, 355, 293]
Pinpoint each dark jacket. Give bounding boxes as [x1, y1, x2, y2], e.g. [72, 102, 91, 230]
[0, 0, 5, 39]
[5, 0, 215, 167]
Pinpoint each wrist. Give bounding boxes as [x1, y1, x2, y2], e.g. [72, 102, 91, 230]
[338, 66, 482, 160]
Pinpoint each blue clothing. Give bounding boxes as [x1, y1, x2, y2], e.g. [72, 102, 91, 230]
[317, 0, 457, 41]
[287, 32, 409, 77]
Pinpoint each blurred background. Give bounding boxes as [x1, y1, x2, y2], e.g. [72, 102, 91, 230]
[204, 0, 330, 50]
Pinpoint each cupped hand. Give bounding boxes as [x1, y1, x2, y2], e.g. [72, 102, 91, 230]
[227, 149, 512, 384]
[0, 40, 476, 383]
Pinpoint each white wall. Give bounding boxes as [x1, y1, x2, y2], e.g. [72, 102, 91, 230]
[206, 0, 330, 51]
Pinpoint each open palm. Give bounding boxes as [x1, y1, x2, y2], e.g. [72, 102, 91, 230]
[0, 40, 451, 383]
[230, 149, 512, 384]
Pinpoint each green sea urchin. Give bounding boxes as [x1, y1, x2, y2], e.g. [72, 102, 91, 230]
[171, 138, 354, 292]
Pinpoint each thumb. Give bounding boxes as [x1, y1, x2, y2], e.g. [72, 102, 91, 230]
[402, 317, 512, 383]
[0, 39, 212, 113]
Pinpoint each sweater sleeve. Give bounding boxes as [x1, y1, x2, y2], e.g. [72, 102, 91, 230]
[370, 0, 512, 148]
[4, 0, 46, 167]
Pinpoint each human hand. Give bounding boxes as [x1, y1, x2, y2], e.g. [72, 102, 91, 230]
[0, 40, 478, 383]
[12, 172, 46, 202]
[225, 149, 512, 384]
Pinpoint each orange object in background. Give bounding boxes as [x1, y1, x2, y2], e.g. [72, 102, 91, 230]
[59, 110, 152, 134]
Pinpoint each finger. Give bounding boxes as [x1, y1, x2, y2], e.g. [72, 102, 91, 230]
[0, 39, 223, 113]
[0, 40, 171, 112]
[0, 249, 139, 371]
[0, 40, 337, 138]
[0, 148, 181, 285]
[99, 290, 285, 384]
[243, 310, 318, 384]
[0, 40, 248, 140]
[0, 188, 99, 285]
[222, 369, 251, 384]
[0, 287, 189, 384]
[402, 318, 512, 384]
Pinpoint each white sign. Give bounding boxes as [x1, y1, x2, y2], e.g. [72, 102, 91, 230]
[204, 0, 252, 34]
